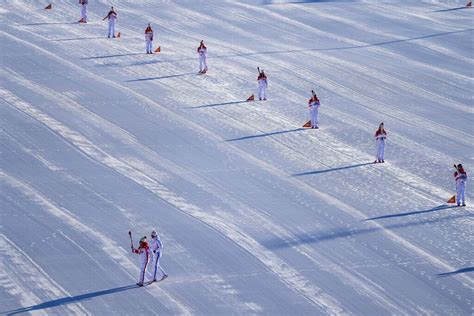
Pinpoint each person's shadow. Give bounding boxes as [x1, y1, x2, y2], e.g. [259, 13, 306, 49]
[3, 284, 139, 315]
[126, 72, 196, 82]
[436, 267, 474, 277]
[433, 6, 471, 12]
[292, 162, 373, 176]
[363, 205, 458, 221]
[226, 128, 305, 142]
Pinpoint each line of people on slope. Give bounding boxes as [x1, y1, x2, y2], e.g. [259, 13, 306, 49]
[127, 126, 466, 286]
[132, 230, 168, 286]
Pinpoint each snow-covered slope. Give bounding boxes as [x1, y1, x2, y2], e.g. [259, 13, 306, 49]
[1, 0, 472, 314]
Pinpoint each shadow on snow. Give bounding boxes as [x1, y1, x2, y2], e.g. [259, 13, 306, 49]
[363, 205, 459, 221]
[262, 0, 357, 4]
[49, 37, 104, 42]
[3, 284, 139, 315]
[100, 29, 472, 67]
[190, 100, 249, 109]
[436, 267, 474, 277]
[432, 6, 471, 13]
[22, 22, 78, 26]
[263, 213, 471, 250]
[226, 128, 305, 142]
[126, 72, 196, 82]
[81, 53, 146, 60]
[293, 162, 373, 176]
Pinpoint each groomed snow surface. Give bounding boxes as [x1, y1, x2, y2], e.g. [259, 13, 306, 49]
[0, 0, 473, 314]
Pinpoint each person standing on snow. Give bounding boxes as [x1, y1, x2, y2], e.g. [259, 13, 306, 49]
[103, 6, 117, 38]
[257, 69, 268, 101]
[454, 164, 467, 206]
[132, 236, 150, 286]
[197, 40, 208, 74]
[79, 0, 88, 23]
[145, 23, 154, 54]
[148, 230, 168, 282]
[374, 122, 387, 163]
[308, 90, 321, 129]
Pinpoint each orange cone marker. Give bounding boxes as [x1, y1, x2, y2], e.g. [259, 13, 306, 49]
[117, 32, 121, 38]
[246, 94, 255, 102]
[467, 0, 472, 7]
[447, 195, 456, 204]
[302, 120, 311, 128]
[44, 3, 52, 10]
[154, 46, 161, 53]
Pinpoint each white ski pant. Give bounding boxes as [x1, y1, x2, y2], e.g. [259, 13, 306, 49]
[310, 107, 319, 128]
[108, 20, 115, 37]
[258, 84, 266, 100]
[81, 4, 87, 21]
[138, 260, 148, 284]
[376, 139, 385, 161]
[146, 40, 153, 53]
[149, 252, 166, 280]
[199, 55, 207, 72]
[456, 181, 466, 205]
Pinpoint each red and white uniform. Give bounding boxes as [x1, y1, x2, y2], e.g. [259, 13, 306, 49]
[197, 43, 208, 73]
[104, 9, 117, 38]
[79, 0, 88, 22]
[454, 167, 467, 206]
[149, 236, 167, 281]
[257, 72, 268, 100]
[145, 26, 154, 54]
[308, 95, 320, 129]
[375, 128, 387, 162]
[133, 243, 150, 285]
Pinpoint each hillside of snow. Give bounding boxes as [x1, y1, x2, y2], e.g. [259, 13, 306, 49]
[1, 0, 473, 314]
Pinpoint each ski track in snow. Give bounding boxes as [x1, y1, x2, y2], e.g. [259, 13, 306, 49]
[0, 86, 346, 314]
[4, 63, 471, 312]
[3, 0, 474, 296]
[0, 170, 192, 315]
[0, 67, 411, 312]
[1, 1, 473, 314]
[0, 234, 89, 315]
[0, 93, 264, 314]
[0, 32, 471, 312]
[224, 2, 472, 143]
[51, 1, 471, 162]
[14, 0, 473, 147]
[40, 8, 466, 205]
[0, 123, 261, 314]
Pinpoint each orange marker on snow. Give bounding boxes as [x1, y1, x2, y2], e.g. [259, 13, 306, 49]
[447, 195, 456, 204]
